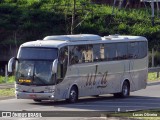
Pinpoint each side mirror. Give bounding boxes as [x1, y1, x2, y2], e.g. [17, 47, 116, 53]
[8, 57, 16, 73]
[52, 59, 58, 73]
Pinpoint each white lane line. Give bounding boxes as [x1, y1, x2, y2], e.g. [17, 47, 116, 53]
[74, 101, 160, 105]
[59, 104, 160, 108]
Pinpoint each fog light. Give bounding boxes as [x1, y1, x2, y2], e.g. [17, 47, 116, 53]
[50, 95, 54, 98]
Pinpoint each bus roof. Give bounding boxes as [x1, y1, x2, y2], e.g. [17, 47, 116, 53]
[20, 34, 147, 48]
[43, 34, 101, 42]
[102, 34, 147, 41]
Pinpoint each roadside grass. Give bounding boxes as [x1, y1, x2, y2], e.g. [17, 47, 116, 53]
[0, 88, 15, 97]
[148, 72, 160, 82]
[109, 109, 160, 120]
[0, 76, 15, 84]
[0, 76, 15, 97]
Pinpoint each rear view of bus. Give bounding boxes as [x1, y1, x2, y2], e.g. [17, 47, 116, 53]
[8, 34, 148, 103]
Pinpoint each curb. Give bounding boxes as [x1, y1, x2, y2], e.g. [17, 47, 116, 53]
[147, 80, 160, 86]
[0, 96, 15, 100]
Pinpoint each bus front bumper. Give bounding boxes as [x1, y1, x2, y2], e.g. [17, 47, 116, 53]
[15, 91, 55, 100]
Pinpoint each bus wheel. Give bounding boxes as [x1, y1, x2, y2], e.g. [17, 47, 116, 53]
[33, 99, 42, 102]
[114, 81, 130, 98]
[67, 86, 78, 103]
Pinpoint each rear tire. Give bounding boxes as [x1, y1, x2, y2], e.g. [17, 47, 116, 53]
[114, 81, 130, 98]
[67, 86, 78, 103]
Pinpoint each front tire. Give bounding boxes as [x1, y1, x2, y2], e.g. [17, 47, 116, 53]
[114, 81, 130, 98]
[67, 86, 78, 103]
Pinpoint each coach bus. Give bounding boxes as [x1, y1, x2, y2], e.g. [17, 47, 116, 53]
[8, 34, 148, 103]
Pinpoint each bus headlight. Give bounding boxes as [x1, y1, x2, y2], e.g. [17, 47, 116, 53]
[50, 95, 54, 98]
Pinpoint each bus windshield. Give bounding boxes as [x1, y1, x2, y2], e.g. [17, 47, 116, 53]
[16, 47, 58, 85]
[16, 60, 56, 86]
[18, 47, 58, 60]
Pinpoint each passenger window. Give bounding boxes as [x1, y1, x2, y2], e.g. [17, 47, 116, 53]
[139, 42, 147, 58]
[83, 45, 93, 63]
[59, 47, 68, 65]
[93, 44, 100, 61]
[100, 44, 104, 61]
[104, 44, 116, 61]
[128, 42, 139, 59]
[117, 43, 128, 60]
[57, 46, 68, 82]
[69, 45, 85, 65]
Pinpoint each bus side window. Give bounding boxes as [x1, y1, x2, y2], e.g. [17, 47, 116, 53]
[104, 44, 116, 61]
[69, 45, 85, 65]
[59, 47, 68, 65]
[69, 46, 75, 65]
[57, 46, 68, 81]
[100, 44, 104, 61]
[85, 45, 93, 62]
[93, 44, 100, 62]
[139, 42, 147, 58]
[117, 43, 128, 60]
[128, 42, 138, 59]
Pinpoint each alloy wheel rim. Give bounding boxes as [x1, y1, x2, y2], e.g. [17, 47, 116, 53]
[70, 90, 76, 101]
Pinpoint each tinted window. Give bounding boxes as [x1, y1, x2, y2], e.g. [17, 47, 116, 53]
[93, 44, 100, 61]
[69, 45, 86, 65]
[57, 46, 68, 82]
[84, 45, 93, 63]
[68, 41, 147, 65]
[128, 42, 139, 59]
[18, 47, 58, 60]
[139, 42, 147, 58]
[117, 43, 128, 60]
[59, 46, 68, 64]
[104, 44, 116, 60]
[100, 44, 105, 60]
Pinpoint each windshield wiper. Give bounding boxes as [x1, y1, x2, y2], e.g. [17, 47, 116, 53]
[34, 75, 47, 84]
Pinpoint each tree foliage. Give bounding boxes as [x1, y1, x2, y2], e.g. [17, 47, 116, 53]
[0, 0, 160, 50]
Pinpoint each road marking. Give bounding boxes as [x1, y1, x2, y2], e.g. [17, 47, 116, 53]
[77, 101, 160, 105]
[59, 104, 158, 108]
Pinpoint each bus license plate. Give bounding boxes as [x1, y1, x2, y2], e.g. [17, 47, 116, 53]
[29, 94, 37, 98]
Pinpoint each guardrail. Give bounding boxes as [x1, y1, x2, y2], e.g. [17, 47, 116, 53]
[148, 67, 160, 78]
[0, 83, 14, 89]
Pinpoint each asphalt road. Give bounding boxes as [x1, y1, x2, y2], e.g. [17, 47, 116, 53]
[0, 81, 160, 120]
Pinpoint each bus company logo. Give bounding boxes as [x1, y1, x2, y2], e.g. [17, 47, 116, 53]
[2, 112, 12, 118]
